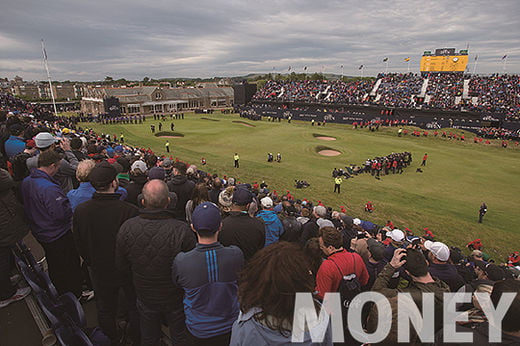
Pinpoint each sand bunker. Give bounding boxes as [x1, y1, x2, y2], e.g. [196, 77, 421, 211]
[201, 117, 220, 121]
[232, 120, 256, 127]
[318, 150, 341, 156]
[316, 136, 336, 141]
[158, 136, 183, 138]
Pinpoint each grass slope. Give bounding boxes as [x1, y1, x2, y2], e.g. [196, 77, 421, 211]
[85, 112, 520, 259]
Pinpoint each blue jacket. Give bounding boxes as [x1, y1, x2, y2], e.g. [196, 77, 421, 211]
[256, 210, 284, 247]
[230, 306, 333, 346]
[172, 242, 244, 338]
[4, 135, 26, 159]
[67, 182, 128, 211]
[21, 169, 72, 243]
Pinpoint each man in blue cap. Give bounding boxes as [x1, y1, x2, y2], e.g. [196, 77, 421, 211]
[173, 202, 244, 345]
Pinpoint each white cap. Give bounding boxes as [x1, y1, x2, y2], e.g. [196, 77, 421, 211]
[260, 196, 273, 209]
[353, 218, 361, 225]
[317, 218, 334, 229]
[425, 241, 450, 262]
[34, 132, 57, 148]
[131, 160, 147, 173]
[386, 229, 405, 242]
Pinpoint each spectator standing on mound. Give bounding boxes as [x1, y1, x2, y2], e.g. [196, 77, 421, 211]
[478, 202, 487, 223]
[421, 153, 428, 166]
[219, 188, 265, 261]
[116, 180, 196, 345]
[233, 153, 239, 168]
[73, 161, 140, 344]
[173, 202, 244, 345]
[165, 141, 170, 153]
[256, 197, 284, 247]
[21, 150, 82, 297]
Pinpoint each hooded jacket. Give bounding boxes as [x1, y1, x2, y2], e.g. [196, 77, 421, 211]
[21, 168, 72, 243]
[167, 174, 195, 220]
[429, 262, 465, 292]
[0, 168, 30, 247]
[230, 307, 333, 346]
[256, 209, 284, 247]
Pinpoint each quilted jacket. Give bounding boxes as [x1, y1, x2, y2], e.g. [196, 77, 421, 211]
[115, 208, 196, 309]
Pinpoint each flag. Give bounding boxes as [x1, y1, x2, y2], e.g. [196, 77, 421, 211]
[501, 54, 507, 60]
[288, 66, 291, 71]
[304, 66, 307, 71]
[340, 65, 343, 69]
[358, 65, 364, 70]
[404, 57, 411, 62]
[383, 57, 389, 62]
[474, 55, 478, 61]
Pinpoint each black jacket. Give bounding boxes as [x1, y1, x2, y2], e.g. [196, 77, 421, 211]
[219, 211, 265, 261]
[116, 209, 196, 308]
[73, 192, 138, 283]
[167, 175, 195, 220]
[280, 215, 302, 242]
[300, 218, 319, 245]
[0, 169, 29, 247]
[125, 174, 148, 206]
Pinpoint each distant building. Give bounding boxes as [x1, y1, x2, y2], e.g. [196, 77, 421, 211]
[80, 85, 234, 115]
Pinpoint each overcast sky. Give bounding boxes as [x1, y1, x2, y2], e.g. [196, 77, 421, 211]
[1, 0, 519, 81]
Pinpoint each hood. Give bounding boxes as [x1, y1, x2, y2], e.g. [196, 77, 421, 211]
[29, 168, 56, 182]
[256, 210, 280, 225]
[169, 174, 188, 185]
[130, 174, 148, 185]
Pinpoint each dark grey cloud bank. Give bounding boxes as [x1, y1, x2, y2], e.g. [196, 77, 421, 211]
[1, 0, 518, 81]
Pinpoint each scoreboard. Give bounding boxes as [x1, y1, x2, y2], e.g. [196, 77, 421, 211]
[420, 48, 468, 72]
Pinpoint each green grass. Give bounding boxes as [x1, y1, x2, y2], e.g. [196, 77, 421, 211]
[84, 112, 520, 260]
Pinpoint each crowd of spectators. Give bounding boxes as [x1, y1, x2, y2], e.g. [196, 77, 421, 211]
[253, 73, 520, 117]
[1, 93, 519, 345]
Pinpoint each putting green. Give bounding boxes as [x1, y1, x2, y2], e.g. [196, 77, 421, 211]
[84, 112, 520, 259]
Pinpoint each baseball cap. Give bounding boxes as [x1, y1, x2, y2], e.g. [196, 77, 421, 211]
[131, 160, 147, 174]
[317, 218, 334, 229]
[261, 196, 273, 209]
[425, 241, 450, 262]
[353, 218, 361, 225]
[474, 261, 506, 281]
[148, 167, 165, 180]
[192, 202, 222, 233]
[89, 161, 118, 188]
[232, 188, 253, 205]
[367, 238, 385, 261]
[386, 229, 405, 242]
[34, 132, 57, 148]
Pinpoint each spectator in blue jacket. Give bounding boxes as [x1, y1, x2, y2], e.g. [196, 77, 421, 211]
[20, 149, 82, 297]
[256, 197, 285, 247]
[67, 159, 127, 211]
[4, 124, 26, 159]
[173, 202, 244, 345]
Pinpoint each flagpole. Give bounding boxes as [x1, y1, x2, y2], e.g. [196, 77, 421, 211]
[341, 65, 344, 79]
[502, 56, 507, 73]
[407, 60, 410, 72]
[41, 39, 58, 117]
[472, 56, 478, 75]
[385, 60, 389, 74]
[361, 66, 364, 79]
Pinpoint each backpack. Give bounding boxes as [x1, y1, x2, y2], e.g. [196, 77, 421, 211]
[330, 254, 362, 311]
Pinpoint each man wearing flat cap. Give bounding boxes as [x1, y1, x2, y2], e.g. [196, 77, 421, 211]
[73, 161, 140, 344]
[219, 188, 265, 261]
[173, 202, 244, 345]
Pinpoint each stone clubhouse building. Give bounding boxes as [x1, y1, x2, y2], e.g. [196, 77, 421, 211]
[80, 85, 234, 116]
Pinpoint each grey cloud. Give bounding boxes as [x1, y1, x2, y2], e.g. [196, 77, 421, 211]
[0, 0, 518, 80]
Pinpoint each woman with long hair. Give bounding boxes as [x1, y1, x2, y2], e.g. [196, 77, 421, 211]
[231, 242, 332, 345]
[185, 183, 209, 224]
